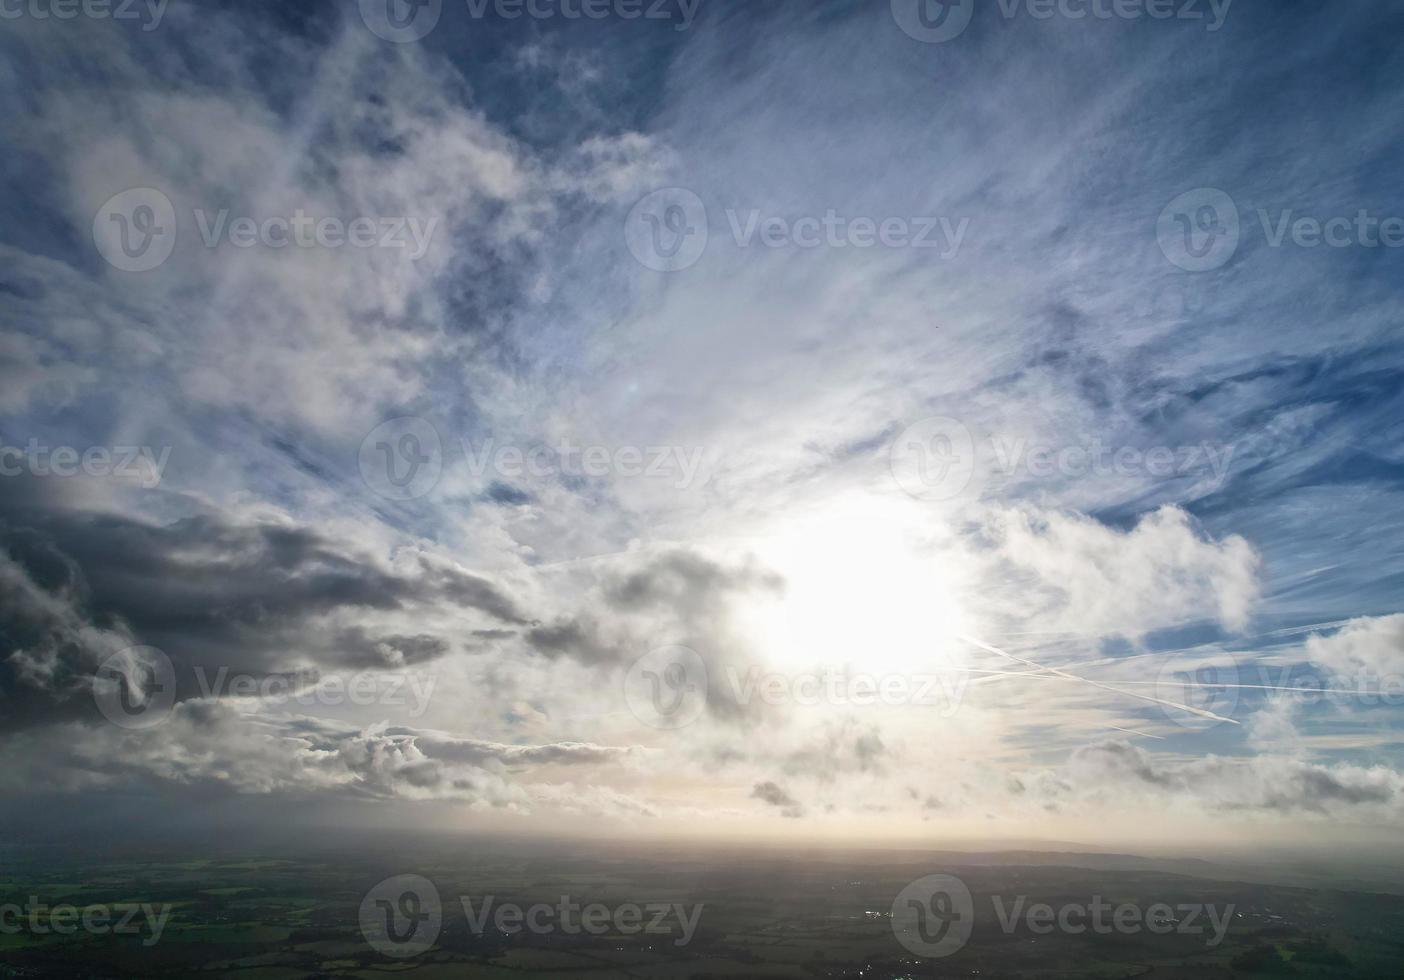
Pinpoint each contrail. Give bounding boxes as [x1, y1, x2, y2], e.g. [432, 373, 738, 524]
[957, 659, 1126, 687]
[1108, 725, 1165, 740]
[1253, 619, 1354, 638]
[958, 670, 1384, 697]
[957, 635, 1240, 725]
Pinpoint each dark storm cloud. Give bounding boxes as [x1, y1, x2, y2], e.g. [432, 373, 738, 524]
[525, 550, 782, 671]
[751, 780, 804, 818]
[605, 549, 783, 615]
[10, 508, 525, 640]
[1262, 768, 1395, 813]
[1071, 741, 1178, 789]
[483, 481, 534, 506]
[0, 485, 528, 730]
[329, 628, 451, 670]
[382, 727, 637, 768]
[751, 780, 797, 807]
[0, 703, 642, 806]
[519, 549, 786, 725]
[530, 550, 781, 655]
[525, 615, 617, 665]
[1067, 741, 1401, 814]
[781, 720, 887, 782]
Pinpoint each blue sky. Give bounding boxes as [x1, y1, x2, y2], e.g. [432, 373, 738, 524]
[1, 0, 1403, 847]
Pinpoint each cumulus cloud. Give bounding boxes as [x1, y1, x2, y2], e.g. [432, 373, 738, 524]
[1065, 740, 1402, 816]
[0, 703, 640, 809]
[1306, 615, 1404, 677]
[751, 780, 804, 818]
[973, 505, 1261, 637]
[522, 548, 785, 724]
[1, 0, 1402, 849]
[0, 488, 528, 729]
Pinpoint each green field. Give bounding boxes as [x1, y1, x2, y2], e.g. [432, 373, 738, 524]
[1, 844, 1400, 978]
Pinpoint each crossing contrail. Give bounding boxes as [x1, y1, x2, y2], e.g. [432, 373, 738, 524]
[957, 635, 1241, 725]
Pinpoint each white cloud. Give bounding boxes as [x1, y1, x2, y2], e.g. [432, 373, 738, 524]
[970, 505, 1260, 637]
[1306, 615, 1404, 677]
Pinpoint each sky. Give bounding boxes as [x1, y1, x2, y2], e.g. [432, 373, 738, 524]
[2, 0, 1404, 853]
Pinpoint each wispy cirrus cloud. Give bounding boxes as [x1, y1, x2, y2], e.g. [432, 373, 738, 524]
[1, 0, 1402, 849]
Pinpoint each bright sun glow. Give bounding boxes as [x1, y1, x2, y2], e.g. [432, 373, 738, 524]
[739, 495, 968, 673]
